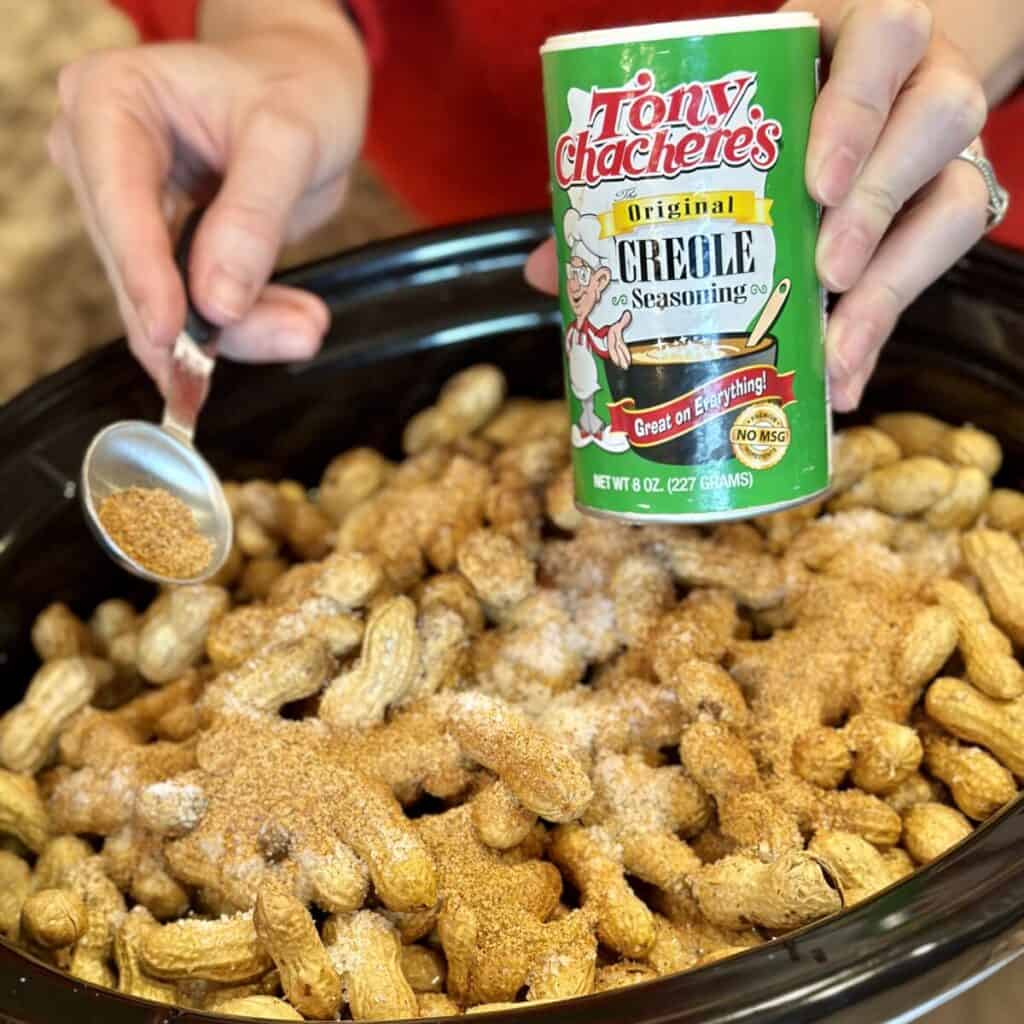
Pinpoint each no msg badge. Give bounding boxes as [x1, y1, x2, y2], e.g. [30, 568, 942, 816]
[729, 403, 791, 469]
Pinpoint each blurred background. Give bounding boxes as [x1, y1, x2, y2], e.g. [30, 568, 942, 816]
[0, 2, 1019, 1021]
[0, 0, 413, 403]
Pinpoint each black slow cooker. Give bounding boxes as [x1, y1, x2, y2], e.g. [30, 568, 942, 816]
[1, 216, 1023, 1024]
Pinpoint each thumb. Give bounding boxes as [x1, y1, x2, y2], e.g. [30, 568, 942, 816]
[620, 311, 632, 328]
[524, 237, 558, 295]
[190, 105, 321, 325]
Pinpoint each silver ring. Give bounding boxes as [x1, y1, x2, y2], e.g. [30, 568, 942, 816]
[955, 143, 1010, 231]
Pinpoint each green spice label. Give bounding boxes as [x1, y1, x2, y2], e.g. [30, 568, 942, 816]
[541, 17, 830, 520]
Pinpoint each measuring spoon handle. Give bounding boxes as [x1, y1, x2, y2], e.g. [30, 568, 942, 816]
[162, 208, 219, 446]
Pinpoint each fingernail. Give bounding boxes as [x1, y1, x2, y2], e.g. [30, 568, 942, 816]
[815, 146, 860, 206]
[831, 317, 876, 374]
[134, 300, 158, 346]
[206, 267, 251, 321]
[843, 362, 874, 410]
[828, 318, 880, 411]
[818, 226, 870, 292]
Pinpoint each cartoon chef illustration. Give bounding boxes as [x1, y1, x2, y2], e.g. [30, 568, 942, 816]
[563, 204, 631, 453]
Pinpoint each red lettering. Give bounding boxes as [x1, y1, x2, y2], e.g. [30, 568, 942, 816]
[752, 121, 783, 170]
[677, 132, 707, 170]
[596, 138, 626, 177]
[554, 135, 577, 188]
[707, 73, 755, 122]
[627, 92, 668, 132]
[723, 125, 753, 165]
[622, 136, 651, 176]
[665, 83, 707, 127]
[587, 70, 655, 140]
[552, 69, 785, 184]
[703, 128, 729, 165]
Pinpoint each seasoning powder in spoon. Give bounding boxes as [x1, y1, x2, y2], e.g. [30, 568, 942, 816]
[98, 486, 213, 579]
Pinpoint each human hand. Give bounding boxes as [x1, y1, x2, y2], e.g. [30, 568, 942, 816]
[525, 0, 992, 411]
[48, 0, 368, 391]
[784, 0, 990, 410]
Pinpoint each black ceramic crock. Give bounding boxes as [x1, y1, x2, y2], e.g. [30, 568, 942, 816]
[2, 216, 1024, 1024]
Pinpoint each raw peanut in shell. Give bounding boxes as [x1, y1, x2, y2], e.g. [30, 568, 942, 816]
[808, 831, 904, 906]
[207, 636, 332, 716]
[874, 413, 1002, 476]
[319, 448, 394, 525]
[137, 586, 229, 684]
[925, 677, 1024, 775]
[320, 596, 421, 729]
[470, 778, 537, 850]
[450, 693, 592, 822]
[843, 715, 924, 796]
[884, 773, 947, 817]
[921, 730, 1017, 821]
[929, 579, 1024, 700]
[831, 427, 901, 492]
[903, 802, 973, 864]
[881, 848, 916, 881]
[692, 850, 842, 931]
[140, 913, 273, 983]
[985, 488, 1024, 533]
[403, 405, 462, 456]
[326, 911, 419, 1021]
[961, 529, 1024, 645]
[450, 692, 589, 819]
[400, 944, 447, 993]
[114, 905, 179, 1004]
[545, 466, 583, 532]
[680, 721, 801, 858]
[0, 850, 31, 941]
[254, 877, 342, 1019]
[594, 962, 659, 991]
[31, 603, 93, 661]
[831, 457, 955, 516]
[894, 604, 959, 711]
[550, 823, 655, 959]
[212, 995, 304, 1020]
[438, 365, 507, 433]
[792, 726, 851, 789]
[456, 529, 536, 612]
[0, 657, 114, 773]
[0, 770, 50, 852]
[32, 836, 92, 891]
[925, 466, 990, 530]
[20, 889, 87, 949]
[67, 856, 126, 988]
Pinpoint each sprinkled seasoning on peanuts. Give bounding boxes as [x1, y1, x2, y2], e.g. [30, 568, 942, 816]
[98, 487, 213, 579]
[2, 367, 1022, 1017]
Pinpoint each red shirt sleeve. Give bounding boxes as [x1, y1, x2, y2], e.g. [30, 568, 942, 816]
[108, 0, 200, 40]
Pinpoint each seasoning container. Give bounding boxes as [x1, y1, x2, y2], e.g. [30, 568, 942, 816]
[541, 14, 830, 521]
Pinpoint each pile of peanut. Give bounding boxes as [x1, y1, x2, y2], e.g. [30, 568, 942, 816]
[1, 365, 1022, 1022]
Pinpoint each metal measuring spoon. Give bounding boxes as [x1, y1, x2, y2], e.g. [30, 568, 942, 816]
[81, 208, 233, 584]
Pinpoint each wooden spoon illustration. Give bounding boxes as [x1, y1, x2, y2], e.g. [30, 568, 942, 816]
[746, 278, 791, 348]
